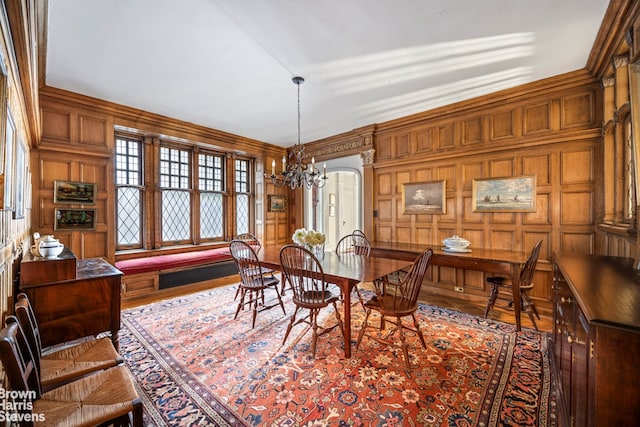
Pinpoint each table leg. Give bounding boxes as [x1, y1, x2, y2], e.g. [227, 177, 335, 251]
[510, 264, 522, 331]
[341, 279, 353, 358]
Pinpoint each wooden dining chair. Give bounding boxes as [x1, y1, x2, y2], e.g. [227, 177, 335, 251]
[279, 244, 344, 358]
[336, 232, 372, 307]
[232, 232, 279, 297]
[356, 248, 433, 372]
[484, 240, 543, 330]
[231, 239, 286, 328]
[14, 292, 122, 392]
[0, 316, 143, 427]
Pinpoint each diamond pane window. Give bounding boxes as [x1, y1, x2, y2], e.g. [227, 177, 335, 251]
[198, 153, 224, 239]
[115, 135, 143, 248]
[162, 190, 191, 241]
[235, 159, 251, 235]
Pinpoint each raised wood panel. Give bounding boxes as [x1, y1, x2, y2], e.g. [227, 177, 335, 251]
[561, 149, 593, 184]
[561, 192, 593, 224]
[82, 232, 108, 259]
[415, 227, 432, 245]
[461, 162, 483, 190]
[440, 197, 456, 222]
[561, 92, 595, 128]
[377, 173, 392, 195]
[524, 192, 551, 224]
[560, 232, 594, 254]
[433, 266, 456, 287]
[489, 230, 515, 250]
[461, 116, 484, 145]
[396, 227, 412, 243]
[394, 133, 410, 156]
[437, 124, 455, 149]
[490, 109, 516, 140]
[396, 171, 411, 193]
[438, 165, 456, 189]
[377, 135, 392, 160]
[490, 212, 516, 225]
[377, 199, 393, 221]
[523, 154, 551, 184]
[416, 127, 434, 152]
[463, 270, 485, 291]
[523, 102, 551, 134]
[414, 168, 433, 183]
[462, 196, 483, 223]
[461, 229, 484, 248]
[41, 108, 71, 142]
[378, 226, 392, 242]
[79, 114, 109, 147]
[489, 158, 515, 177]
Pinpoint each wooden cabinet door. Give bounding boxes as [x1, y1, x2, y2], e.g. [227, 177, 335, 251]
[570, 311, 589, 427]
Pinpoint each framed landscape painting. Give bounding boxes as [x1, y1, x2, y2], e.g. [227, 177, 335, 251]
[54, 180, 96, 204]
[55, 208, 96, 230]
[402, 180, 446, 214]
[268, 195, 286, 212]
[472, 176, 536, 212]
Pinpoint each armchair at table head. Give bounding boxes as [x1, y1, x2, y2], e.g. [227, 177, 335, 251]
[356, 248, 433, 373]
[484, 240, 543, 330]
[279, 244, 344, 358]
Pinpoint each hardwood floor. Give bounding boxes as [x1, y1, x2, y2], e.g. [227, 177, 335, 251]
[122, 275, 553, 333]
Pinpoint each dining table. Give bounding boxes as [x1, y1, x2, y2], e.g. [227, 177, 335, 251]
[257, 245, 412, 358]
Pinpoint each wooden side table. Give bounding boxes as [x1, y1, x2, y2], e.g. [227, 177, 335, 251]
[20, 255, 123, 349]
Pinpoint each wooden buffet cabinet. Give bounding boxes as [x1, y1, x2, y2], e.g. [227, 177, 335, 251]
[552, 253, 640, 427]
[19, 248, 123, 349]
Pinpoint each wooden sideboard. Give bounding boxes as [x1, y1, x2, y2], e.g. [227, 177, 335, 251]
[552, 253, 640, 427]
[20, 250, 123, 349]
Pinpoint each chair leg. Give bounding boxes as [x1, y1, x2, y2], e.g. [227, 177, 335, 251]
[484, 283, 499, 318]
[251, 290, 259, 328]
[234, 288, 246, 319]
[282, 306, 300, 347]
[521, 293, 539, 331]
[274, 286, 286, 315]
[397, 316, 411, 371]
[412, 313, 427, 348]
[356, 308, 371, 350]
[332, 301, 345, 340]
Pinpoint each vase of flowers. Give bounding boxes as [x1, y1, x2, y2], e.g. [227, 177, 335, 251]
[292, 228, 326, 258]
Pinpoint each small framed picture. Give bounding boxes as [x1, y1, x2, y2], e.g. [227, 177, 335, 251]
[54, 180, 97, 204]
[402, 180, 446, 214]
[268, 195, 286, 212]
[55, 208, 97, 230]
[472, 176, 536, 212]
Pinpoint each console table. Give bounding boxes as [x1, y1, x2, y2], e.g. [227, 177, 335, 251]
[370, 242, 528, 330]
[20, 251, 123, 349]
[552, 253, 640, 427]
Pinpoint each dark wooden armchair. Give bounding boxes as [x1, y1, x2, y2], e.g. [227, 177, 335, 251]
[484, 240, 543, 330]
[0, 316, 142, 427]
[231, 239, 286, 328]
[279, 244, 344, 358]
[356, 248, 433, 372]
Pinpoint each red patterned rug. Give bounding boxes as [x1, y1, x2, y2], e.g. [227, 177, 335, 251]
[120, 283, 557, 426]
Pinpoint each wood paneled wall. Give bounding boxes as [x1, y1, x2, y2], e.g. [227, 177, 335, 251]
[303, 70, 602, 311]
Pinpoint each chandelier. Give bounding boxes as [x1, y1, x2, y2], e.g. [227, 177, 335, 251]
[265, 76, 327, 190]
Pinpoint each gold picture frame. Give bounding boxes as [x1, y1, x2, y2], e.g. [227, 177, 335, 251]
[55, 208, 97, 230]
[54, 180, 97, 204]
[472, 176, 536, 212]
[268, 195, 286, 212]
[401, 180, 446, 214]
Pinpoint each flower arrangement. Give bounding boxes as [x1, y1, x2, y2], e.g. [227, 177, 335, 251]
[292, 228, 326, 248]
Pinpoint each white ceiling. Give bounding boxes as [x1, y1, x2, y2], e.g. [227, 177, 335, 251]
[45, 0, 610, 147]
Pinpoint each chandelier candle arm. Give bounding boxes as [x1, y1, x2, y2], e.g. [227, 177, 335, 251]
[264, 76, 328, 190]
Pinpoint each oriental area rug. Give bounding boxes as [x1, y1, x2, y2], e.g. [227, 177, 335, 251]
[119, 283, 557, 426]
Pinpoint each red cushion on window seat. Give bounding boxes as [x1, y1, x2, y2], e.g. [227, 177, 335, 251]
[115, 247, 232, 275]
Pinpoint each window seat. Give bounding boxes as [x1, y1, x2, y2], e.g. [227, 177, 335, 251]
[116, 247, 237, 301]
